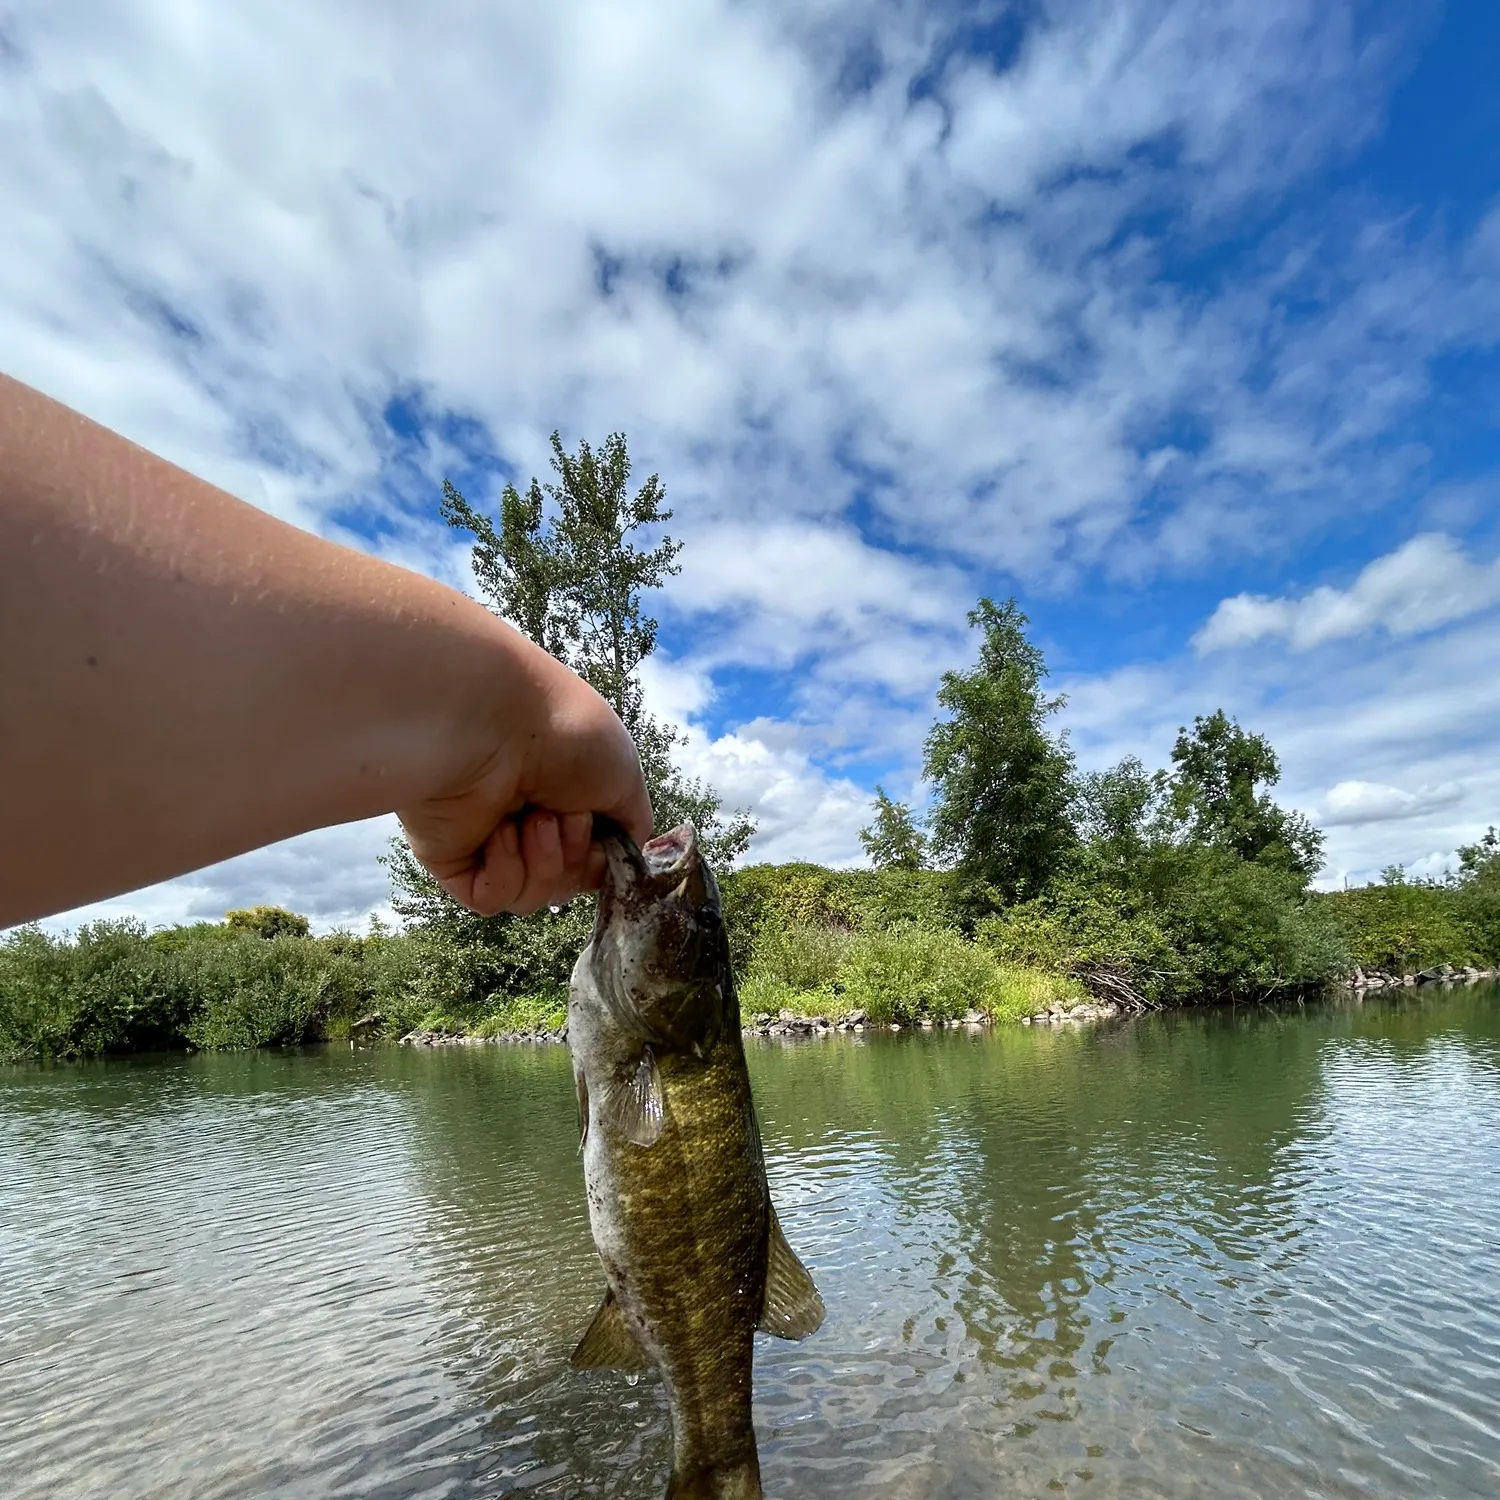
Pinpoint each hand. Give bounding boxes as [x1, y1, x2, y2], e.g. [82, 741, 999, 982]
[397, 654, 653, 916]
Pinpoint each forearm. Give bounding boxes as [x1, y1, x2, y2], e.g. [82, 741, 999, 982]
[0, 374, 551, 927]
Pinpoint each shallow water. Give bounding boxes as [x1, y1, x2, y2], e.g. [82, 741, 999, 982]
[3, 986, 1499, 1499]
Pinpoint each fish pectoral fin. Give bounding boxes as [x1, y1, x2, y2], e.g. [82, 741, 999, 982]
[570, 1287, 650, 1372]
[575, 1071, 589, 1151]
[758, 1205, 825, 1341]
[604, 1049, 666, 1147]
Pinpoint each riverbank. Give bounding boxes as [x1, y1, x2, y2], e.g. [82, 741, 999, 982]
[4, 851, 1497, 1064]
[392, 964, 1500, 1051]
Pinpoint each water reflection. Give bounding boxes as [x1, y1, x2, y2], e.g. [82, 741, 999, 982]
[3, 988, 1499, 1498]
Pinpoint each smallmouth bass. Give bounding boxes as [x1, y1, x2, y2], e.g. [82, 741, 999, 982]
[568, 822, 824, 1499]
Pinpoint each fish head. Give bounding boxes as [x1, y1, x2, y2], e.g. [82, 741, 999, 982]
[581, 820, 731, 1055]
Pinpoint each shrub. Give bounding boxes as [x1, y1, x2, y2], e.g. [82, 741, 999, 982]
[980, 882, 1185, 1007]
[1159, 852, 1349, 998]
[988, 964, 1088, 1023]
[720, 863, 954, 973]
[179, 935, 360, 1050]
[225, 906, 312, 940]
[745, 921, 852, 994]
[0, 920, 196, 1059]
[471, 992, 568, 1037]
[839, 924, 1000, 1023]
[1320, 882, 1477, 973]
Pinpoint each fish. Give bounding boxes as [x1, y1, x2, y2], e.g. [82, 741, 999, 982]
[567, 821, 824, 1499]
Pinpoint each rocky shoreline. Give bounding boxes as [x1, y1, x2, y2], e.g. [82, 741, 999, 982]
[390, 968, 1497, 1049]
[1342, 964, 1498, 990]
[393, 998, 1127, 1048]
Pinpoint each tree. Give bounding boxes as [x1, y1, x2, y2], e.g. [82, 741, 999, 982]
[225, 906, 310, 940]
[1453, 824, 1500, 964]
[1457, 826, 1500, 884]
[860, 786, 927, 871]
[1167, 711, 1323, 878]
[1075, 755, 1170, 887]
[923, 597, 1077, 910]
[440, 432, 754, 867]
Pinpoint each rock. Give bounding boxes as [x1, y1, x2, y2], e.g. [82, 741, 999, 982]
[962, 1009, 986, 1025]
[889, 1023, 901, 1032]
[846, 1009, 867, 1026]
[809, 1017, 830, 1030]
[778, 1009, 796, 1022]
[349, 1012, 382, 1034]
[753, 1013, 772, 1027]
[1416, 967, 1446, 984]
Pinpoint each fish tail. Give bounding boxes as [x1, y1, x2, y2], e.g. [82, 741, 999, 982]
[665, 1458, 762, 1500]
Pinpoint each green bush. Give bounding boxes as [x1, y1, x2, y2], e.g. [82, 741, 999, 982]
[0, 920, 196, 1060]
[471, 992, 568, 1037]
[720, 863, 954, 973]
[225, 906, 312, 940]
[980, 882, 1185, 1006]
[982, 854, 1348, 1005]
[839, 924, 1001, 1023]
[1160, 852, 1349, 998]
[745, 920, 853, 994]
[1320, 882, 1477, 973]
[178, 935, 361, 1050]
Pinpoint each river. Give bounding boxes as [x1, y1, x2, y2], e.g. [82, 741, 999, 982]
[2, 986, 1499, 1499]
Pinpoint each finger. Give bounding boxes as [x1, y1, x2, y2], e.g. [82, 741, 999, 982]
[461, 816, 525, 916]
[559, 810, 592, 877]
[614, 781, 655, 848]
[581, 841, 608, 891]
[508, 809, 566, 915]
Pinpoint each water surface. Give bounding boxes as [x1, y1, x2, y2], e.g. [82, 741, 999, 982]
[3, 987, 1499, 1498]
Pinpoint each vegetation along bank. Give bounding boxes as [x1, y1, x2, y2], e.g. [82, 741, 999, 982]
[5, 433, 1497, 1063]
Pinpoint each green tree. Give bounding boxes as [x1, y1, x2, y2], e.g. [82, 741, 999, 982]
[1454, 824, 1500, 963]
[440, 433, 753, 867]
[1167, 711, 1323, 878]
[225, 906, 311, 940]
[859, 786, 927, 871]
[923, 598, 1077, 911]
[1457, 826, 1499, 883]
[1074, 755, 1170, 888]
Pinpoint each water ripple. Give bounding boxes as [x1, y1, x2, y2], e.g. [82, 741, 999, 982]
[3, 989, 1500, 1497]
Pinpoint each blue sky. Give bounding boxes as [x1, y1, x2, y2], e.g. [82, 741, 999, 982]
[4, 0, 1498, 930]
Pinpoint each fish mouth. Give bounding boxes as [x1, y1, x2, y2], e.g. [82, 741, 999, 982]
[594, 817, 703, 892]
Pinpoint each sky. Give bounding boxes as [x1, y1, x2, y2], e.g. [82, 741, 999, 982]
[4, 0, 1499, 934]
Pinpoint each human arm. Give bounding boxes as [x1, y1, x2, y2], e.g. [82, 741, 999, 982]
[0, 373, 652, 928]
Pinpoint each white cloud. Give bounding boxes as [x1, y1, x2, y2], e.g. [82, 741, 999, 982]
[32, 818, 401, 938]
[673, 724, 875, 868]
[4, 0, 1495, 926]
[1317, 779, 1465, 828]
[1195, 534, 1500, 652]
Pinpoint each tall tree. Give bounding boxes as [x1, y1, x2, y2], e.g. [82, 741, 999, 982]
[923, 597, 1077, 910]
[1167, 710, 1323, 877]
[441, 432, 754, 866]
[860, 786, 928, 871]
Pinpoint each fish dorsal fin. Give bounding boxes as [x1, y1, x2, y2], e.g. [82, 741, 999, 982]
[570, 1286, 650, 1372]
[758, 1206, 824, 1341]
[604, 1050, 666, 1148]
